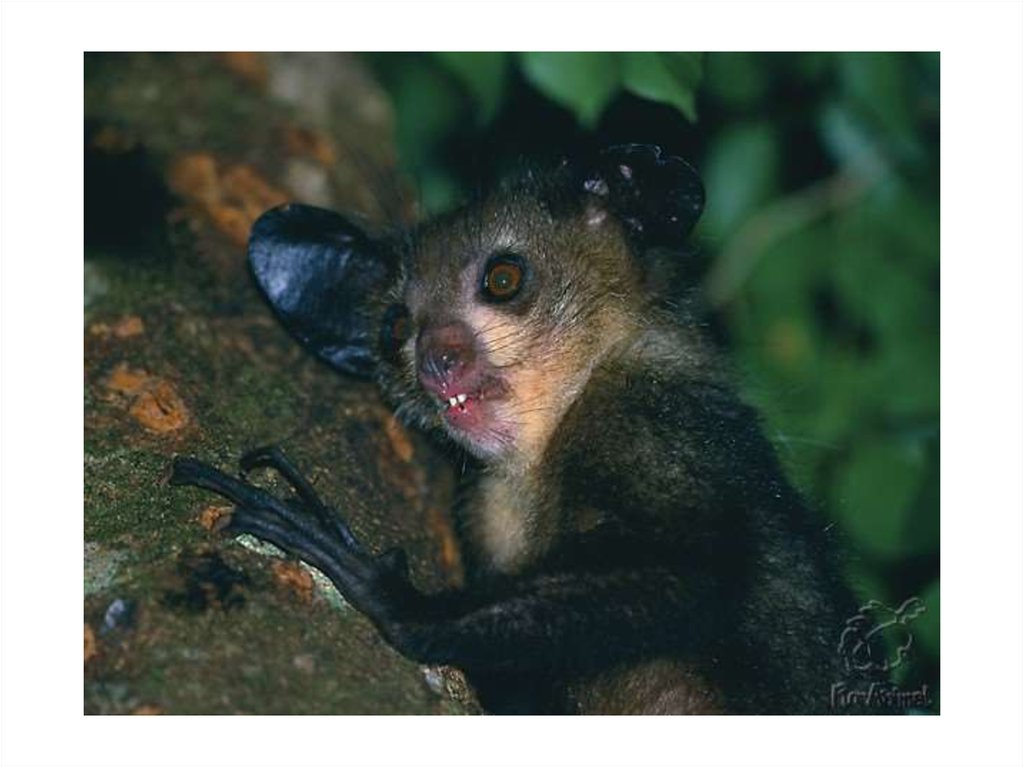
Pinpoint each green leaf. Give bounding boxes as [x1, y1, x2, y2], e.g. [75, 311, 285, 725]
[701, 121, 781, 236]
[819, 102, 892, 184]
[519, 52, 620, 126]
[434, 52, 509, 124]
[385, 61, 465, 168]
[838, 53, 923, 163]
[869, 185, 939, 280]
[376, 57, 464, 169]
[621, 52, 702, 121]
[843, 562, 893, 607]
[833, 248, 935, 342]
[872, 338, 940, 419]
[833, 441, 927, 561]
[704, 53, 768, 109]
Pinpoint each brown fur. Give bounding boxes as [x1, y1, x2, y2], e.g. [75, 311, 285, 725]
[567, 659, 723, 714]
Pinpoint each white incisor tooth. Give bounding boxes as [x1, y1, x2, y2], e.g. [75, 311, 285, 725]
[457, 393, 467, 404]
[448, 397, 458, 407]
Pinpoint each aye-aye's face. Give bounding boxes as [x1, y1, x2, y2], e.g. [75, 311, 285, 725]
[375, 185, 644, 465]
[246, 148, 704, 462]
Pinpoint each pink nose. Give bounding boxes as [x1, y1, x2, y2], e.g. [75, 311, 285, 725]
[417, 321, 477, 394]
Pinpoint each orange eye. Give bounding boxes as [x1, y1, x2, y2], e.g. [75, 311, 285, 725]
[380, 304, 411, 361]
[482, 254, 525, 302]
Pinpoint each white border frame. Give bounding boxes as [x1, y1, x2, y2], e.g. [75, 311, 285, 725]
[2, 2, 1022, 766]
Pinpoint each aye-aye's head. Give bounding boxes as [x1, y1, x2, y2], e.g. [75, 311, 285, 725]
[248, 145, 704, 467]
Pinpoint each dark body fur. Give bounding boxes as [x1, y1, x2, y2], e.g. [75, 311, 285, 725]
[172, 145, 857, 714]
[543, 343, 854, 712]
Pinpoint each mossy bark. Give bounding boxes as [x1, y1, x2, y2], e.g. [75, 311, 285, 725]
[84, 53, 478, 715]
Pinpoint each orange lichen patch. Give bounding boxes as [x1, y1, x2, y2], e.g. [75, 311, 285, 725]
[272, 560, 314, 604]
[131, 705, 163, 715]
[129, 380, 190, 434]
[280, 125, 338, 167]
[167, 153, 288, 247]
[198, 505, 233, 533]
[104, 363, 190, 434]
[168, 152, 220, 206]
[219, 52, 268, 88]
[89, 315, 145, 340]
[84, 624, 98, 665]
[384, 415, 415, 464]
[220, 164, 289, 220]
[105, 363, 152, 397]
[204, 203, 252, 248]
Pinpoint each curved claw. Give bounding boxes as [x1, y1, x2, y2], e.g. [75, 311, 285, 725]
[240, 445, 323, 506]
[239, 444, 290, 473]
[170, 456, 259, 502]
[237, 446, 365, 553]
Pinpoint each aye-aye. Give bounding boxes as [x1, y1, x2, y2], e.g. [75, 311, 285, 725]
[171, 144, 856, 714]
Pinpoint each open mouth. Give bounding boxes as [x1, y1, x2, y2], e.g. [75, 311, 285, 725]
[440, 389, 483, 419]
[429, 378, 513, 457]
[436, 378, 507, 421]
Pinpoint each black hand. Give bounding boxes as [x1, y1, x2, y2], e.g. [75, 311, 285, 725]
[169, 449, 417, 624]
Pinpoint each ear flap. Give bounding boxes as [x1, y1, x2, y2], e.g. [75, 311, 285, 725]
[248, 203, 395, 377]
[583, 144, 705, 248]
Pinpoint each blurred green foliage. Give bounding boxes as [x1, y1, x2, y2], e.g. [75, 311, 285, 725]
[361, 52, 939, 701]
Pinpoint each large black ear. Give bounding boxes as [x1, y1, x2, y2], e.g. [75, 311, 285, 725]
[248, 203, 395, 377]
[582, 144, 705, 248]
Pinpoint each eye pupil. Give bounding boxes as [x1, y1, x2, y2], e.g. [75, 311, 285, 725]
[483, 254, 525, 301]
[493, 267, 515, 291]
